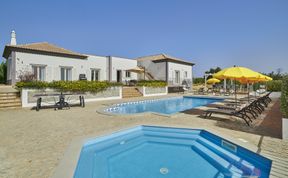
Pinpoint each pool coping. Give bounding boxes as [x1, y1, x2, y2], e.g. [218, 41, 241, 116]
[51, 124, 261, 178]
[97, 95, 226, 118]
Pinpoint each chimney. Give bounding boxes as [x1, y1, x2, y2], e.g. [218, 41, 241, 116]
[10, 30, 17, 45]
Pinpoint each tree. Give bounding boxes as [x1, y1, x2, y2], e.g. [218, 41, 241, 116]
[205, 67, 222, 74]
[205, 67, 222, 79]
[264, 68, 284, 80]
[0, 61, 7, 84]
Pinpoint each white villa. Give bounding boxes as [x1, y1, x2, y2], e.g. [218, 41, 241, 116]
[2, 31, 194, 89]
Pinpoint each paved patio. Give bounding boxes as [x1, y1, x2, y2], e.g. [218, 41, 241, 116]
[0, 94, 287, 178]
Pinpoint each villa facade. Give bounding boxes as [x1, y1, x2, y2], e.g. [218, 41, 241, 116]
[2, 31, 194, 87]
[137, 54, 194, 86]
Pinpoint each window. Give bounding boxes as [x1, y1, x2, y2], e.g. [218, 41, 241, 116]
[184, 71, 188, 78]
[32, 65, 46, 81]
[125, 71, 131, 78]
[91, 69, 100, 81]
[60, 67, 72, 81]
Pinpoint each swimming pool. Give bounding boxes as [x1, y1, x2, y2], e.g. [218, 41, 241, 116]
[74, 126, 271, 178]
[105, 96, 223, 114]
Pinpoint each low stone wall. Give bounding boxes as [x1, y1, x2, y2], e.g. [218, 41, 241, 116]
[142, 86, 168, 97]
[283, 118, 288, 139]
[21, 87, 122, 107]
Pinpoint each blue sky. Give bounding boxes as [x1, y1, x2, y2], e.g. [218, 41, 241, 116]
[0, 0, 287, 77]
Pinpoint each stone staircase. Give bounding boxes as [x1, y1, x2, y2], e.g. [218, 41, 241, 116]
[0, 91, 22, 109]
[122, 87, 143, 98]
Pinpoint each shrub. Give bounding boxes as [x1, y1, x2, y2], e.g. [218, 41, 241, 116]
[136, 80, 167, 87]
[194, 77, 205, 84]
[266, 80, 282, 92]
[281, 76, 288, 118]
[0, 61, 7, 84]
[15, 81, 122, 93]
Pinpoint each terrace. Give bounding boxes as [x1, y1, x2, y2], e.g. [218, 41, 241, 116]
[0, 91, 287, 178]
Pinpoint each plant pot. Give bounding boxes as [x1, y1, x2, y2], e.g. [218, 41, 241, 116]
[282, 118, 288, 139]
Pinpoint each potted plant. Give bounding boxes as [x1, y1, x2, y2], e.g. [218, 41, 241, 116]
[281, 76, 288, 139]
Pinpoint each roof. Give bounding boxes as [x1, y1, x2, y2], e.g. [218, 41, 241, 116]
[136, 53, 194, 66]
[126, 66, 145, 73]
[2, 42, 87, 59]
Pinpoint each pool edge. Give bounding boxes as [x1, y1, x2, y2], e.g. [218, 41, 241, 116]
[51, 124, 263, 178]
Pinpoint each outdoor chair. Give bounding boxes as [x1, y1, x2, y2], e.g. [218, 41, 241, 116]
[203, 106, 253, 126]
[216, 101, 260, 120]
[181, 85, 190, 94]
[197, 87, 206, 95]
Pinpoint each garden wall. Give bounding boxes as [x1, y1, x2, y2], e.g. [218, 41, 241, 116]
[21, 87, 122, 107]
[141, 86, 168, 97]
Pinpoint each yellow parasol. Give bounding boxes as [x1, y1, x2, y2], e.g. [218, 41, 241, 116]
[213, 66, 262, 80]
[213, 66, 263, 102]
[237, 73, 272, 100]
[207, 78, 221, 84]
[238, 73, 272, 83]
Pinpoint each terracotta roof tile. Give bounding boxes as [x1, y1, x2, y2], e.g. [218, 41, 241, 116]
[3, 42, 87, 59]
[136, 53, 194, 65]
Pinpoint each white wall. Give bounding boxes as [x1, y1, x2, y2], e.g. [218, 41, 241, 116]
[137, 60, 166, 80]
[15, 52, 86, 81]
[14, 52, 108, 82]
[86, 55, 107, 81]
[21, 87, 122, 107]
[110, 56, 137, 82]
[167, 62, 193, 83]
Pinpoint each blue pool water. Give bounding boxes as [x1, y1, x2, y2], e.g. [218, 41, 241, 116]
[74, 126, 271, 178]
[105, 96, 223, 114]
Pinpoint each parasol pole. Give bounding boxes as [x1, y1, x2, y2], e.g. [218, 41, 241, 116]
[247, 83, 250, 102]
[234, 79, 237, 104]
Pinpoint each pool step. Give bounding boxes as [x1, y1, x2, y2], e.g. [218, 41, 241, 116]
[195, 138, 259, 176]
[192, 142, 243, 177]
[122, 87, 143, 98]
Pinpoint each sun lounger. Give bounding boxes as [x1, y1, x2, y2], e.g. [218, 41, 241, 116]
[202, 92, 273, 126]
[217, 102, 259, 120]
[203, 107, 252, 126]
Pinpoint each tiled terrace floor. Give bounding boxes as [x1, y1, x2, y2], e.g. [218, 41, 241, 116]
[0, 94, 287, 178]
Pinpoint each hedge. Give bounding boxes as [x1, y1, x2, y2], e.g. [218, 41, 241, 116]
[266, 80, 282, 92]
[136, 80, 167, 87]
[15, 81, 122, 93]
[193, 77, 205, 84]
[281, 76, 288, 118]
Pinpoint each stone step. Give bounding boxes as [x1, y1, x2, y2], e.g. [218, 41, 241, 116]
[0, 106, 21, 110]
[122, 92, 142, 95]
[0, 91, 21, 108]
[123, 96, 141, 98]
[123, 92, 142, 95]
[123, 95, 142, 98]
[0, 92, 20, 97]
[0, 95, 19, 100]
[122, 87, 142, 98]
[123, 94, 142, 98]
[0, 98, 21, 104]
[122, 90, 141, 93]
[0, 102, 22, 108]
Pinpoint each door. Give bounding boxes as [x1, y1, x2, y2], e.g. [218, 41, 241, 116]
[175, 70, 180, 84]
[91, 69, 100, 81]
[117, 70, 122, 82]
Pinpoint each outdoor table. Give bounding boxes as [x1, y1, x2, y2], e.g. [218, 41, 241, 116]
[33, 92, 85, 111]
